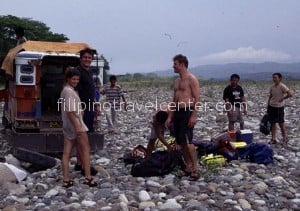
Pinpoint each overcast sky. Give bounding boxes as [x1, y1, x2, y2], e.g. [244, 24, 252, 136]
[2, 0, 300, 74]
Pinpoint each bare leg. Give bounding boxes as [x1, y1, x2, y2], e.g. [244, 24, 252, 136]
[240, 122, 244, 130]
[105, 109, 114, 131]
[182, 143, 199, 180]
[227, 111, 235, 131]
[228, 122, 234, 131]
[271, 123, 276, 141]
[62, 138, 75, 182]
[146, 139, 156, 157]
[279, 123, 286, 143]
[76, 132, 91, 179]
[182, 144, 192, 169]
[182, 144, 198, 172]
[111, 108, 117, 127]
[76, 143, 83, 168]
[187, 143, 198, 172]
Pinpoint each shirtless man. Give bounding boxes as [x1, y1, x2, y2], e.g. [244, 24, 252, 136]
[166, 54, 200, 180]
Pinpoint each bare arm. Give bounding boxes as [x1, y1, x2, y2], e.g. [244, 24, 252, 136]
[99, 87, 105, 95]
[121, 95, 127, 103]
[189, 75, 200, 127]
[224, 98, 231, 111]
[285, 89, 293, 99]
[280, 89, 293, 102]
[223, 87, 231, 110]
[267, 92, 272, 106]
[121, 95, 127, 111]
[66, 112, 81, 133]
[241, 96, 247, 114]
[165, 81, 177, 128]
[153, 121, 171, 151]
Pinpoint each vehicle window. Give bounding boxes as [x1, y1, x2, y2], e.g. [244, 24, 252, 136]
[21, 65, 34, 74]
[42, 65, 63, 74]
[20, 75, 34, 83]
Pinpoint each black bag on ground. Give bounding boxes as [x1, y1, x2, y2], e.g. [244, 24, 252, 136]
[131, 150, 184, 177]
[260, 113, 271, 135]
[237, 142, 273, 164]
[192, 140, 219, 157]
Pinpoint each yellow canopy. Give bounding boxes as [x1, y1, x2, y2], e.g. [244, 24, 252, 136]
[1, 41, 96, 76]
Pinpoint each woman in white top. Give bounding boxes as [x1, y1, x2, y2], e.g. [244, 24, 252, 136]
[60, 68, 97, 187]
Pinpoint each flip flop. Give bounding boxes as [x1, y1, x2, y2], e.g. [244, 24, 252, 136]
[182, 169, 192, 176]
[63, 180, 74, 188]
[83, 177, 98, 187]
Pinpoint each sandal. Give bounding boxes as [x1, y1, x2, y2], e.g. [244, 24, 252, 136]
[182, 167, 192, 176]
[269, 139, 277, 144]
[83, 177, 98, 187]
[282, 138, 288, 145]
[63, 180, 74, 188]
[189, 171, 200, 181]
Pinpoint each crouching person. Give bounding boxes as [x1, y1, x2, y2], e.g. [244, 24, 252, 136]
[146, 109, 174, 157]
[60, 68, 97, 188]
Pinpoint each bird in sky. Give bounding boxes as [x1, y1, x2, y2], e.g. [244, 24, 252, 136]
[164, 33, 172, 40]
[177, 41, 188, 47]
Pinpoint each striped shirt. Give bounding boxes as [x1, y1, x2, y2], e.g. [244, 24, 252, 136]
[103, 85, 124, 108]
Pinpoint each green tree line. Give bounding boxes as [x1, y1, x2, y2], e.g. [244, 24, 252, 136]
[0, 15, 110, 83]
[0, 15, 69, 63]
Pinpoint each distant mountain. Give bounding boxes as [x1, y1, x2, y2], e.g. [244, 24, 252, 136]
[153, 62, 300, 80]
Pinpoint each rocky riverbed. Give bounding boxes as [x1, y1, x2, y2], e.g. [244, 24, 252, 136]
[0, 81, 299, 211]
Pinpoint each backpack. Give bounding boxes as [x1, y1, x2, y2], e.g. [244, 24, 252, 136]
[237, 143, 273, 164]
[131, 150, 185, 177]
[193, 138, 238, 161]
[260, 113, 271, 135]
[192, 139, 219, 157]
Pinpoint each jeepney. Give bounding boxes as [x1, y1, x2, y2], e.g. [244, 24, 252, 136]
[0, 41, 105, 152]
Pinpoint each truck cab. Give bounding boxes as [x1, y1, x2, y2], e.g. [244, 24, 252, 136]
[0, 41, 105, 152]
